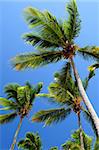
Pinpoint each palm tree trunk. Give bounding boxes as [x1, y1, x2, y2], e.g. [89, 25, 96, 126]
[77, 113, 85, 150]
[10, 117, 23, 150]
[69, 57, 99, 136]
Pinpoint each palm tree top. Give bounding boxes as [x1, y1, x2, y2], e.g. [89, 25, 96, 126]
[18, 132, 42, 150]
[0, 82, 43, 124]
[32, 64, 98, 136]
[62, 129, 93, 150]
[12, 0, 99, 70]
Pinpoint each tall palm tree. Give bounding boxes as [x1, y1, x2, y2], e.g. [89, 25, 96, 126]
[18, 132, 42, 150]
[32, 63, 97, 150]
[0, 82, 43, 150]
[12, 0, 99, 134]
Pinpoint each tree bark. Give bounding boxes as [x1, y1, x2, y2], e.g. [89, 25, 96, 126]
[77, 113, 85, 150]
[10, 117, 23, 150]
[69, 57, 99, 136]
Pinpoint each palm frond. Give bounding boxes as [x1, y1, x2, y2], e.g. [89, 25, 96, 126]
[54, 62, 72, 87]
[23, 33, 61, 50]
[24, 7, 66, 47]
[35, 82, 43, 94]
[12, 51, 63, 70]
[78, 46, 99, 61]
[32, 107, 71, 126]
[48, 82, 74, 105]
[0, 112, 17, 124]
[4, 84, 20, 101]
[88, 62, 99, 72]
[83, 70, 95, 90]
[64, 0, 81, 41]
[82, 108, 98, 137]
[0, 97, 17, 110]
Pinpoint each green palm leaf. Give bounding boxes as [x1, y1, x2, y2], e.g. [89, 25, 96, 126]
[78, 46, 99, 61]
[0, 112, 17, 124]
[23, 33, 61, 50]
[24, 7, 66, 47]
[12, 51, 63, 70]
[64, 0, 81, 41]
[88, 62, 99, 72]
[0, 97, 17, 110]
[82, 108, 98, 137]
[32, 107, 71, 126]
[83, 70, 95, 90]
[4, 84, 20, 101]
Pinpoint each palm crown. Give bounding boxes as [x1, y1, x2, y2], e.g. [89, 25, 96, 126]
[18, 132, 42, 150]
[62, 129, 93, 150]
[32, 63, 97, 136]
[12, 0, 99, 70]
[0, 82, 43, 123]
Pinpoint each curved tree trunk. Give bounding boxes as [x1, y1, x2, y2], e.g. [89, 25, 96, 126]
[77, 113, 85, 150]
[10, 117, 23, 150]
[69, 57, 99, 136]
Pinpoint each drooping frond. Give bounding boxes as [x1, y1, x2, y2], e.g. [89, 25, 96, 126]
[64, 0, 81, 41]
[88, 62, 99, 72]
[23, 33, 61, 50]
[82, 108, 98, 137]
[0, 112, 17, 124]
[78, 46, 99, 61]
[35, 82, 43, 94]
[0, 97, 17, 110]
[24, 7, 67, 47]
[25, 82, 43, 104]
[32, 107, 71, 126]
[4, 84, 20, 101]
[48, 82, 74, 105]
[12, 51, 63, 70]
[18, 132, 42, 150]
[83, 70, 95, 90]
[54, 62, 72, 87]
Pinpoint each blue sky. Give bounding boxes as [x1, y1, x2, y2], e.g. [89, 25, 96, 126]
[0, 0, 99, 149]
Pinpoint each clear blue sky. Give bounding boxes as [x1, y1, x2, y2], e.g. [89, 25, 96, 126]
[0, 0, 99, 149]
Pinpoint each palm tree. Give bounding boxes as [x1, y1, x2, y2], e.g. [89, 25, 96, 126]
[12, 0, 99, 134]
[18, 132, 42, 150]
[61, 129, 93, 150]
[0, 82, 43, 150]
[32, 63, 97, 150]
